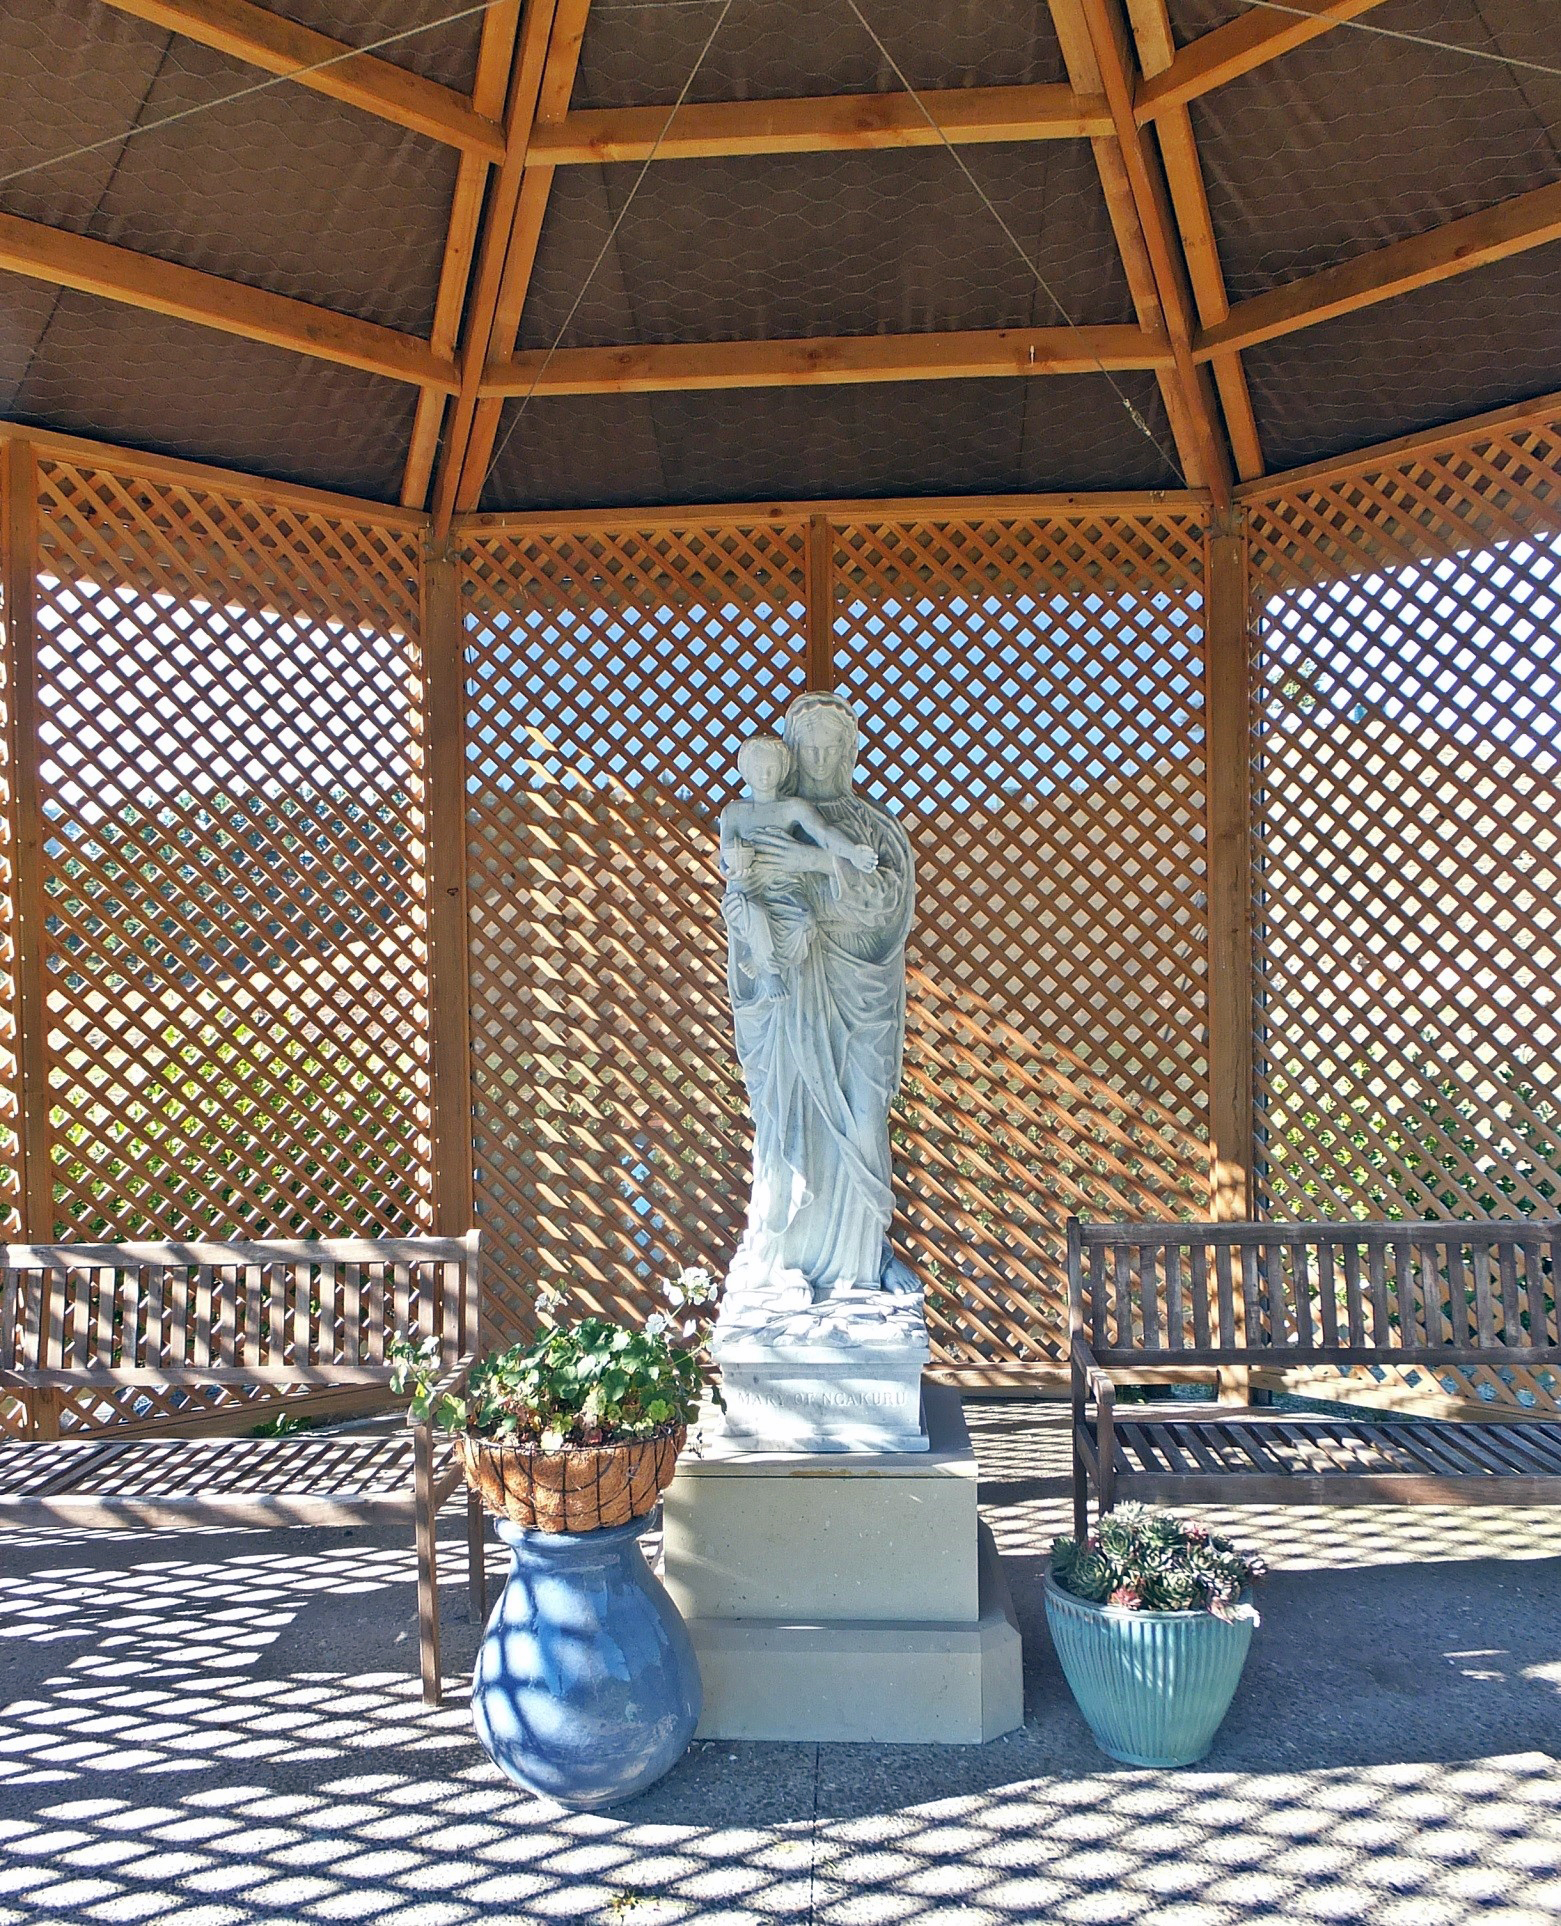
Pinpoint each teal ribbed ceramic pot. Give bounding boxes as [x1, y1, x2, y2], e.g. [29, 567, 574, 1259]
[1044, 1577, 1257, 1767]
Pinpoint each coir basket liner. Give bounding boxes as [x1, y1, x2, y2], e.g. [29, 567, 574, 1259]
[459, 1426, 685, 1532]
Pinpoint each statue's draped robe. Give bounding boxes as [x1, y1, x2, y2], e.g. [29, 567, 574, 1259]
[728, 794, 914, 1293]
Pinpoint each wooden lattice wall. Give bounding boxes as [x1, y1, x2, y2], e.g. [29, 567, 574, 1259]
[2, 401, 1559, 1427]
[1245, 404, 1561, 1417]
[0, 439, 435, 1435]
[458, 506, 1212, 1364]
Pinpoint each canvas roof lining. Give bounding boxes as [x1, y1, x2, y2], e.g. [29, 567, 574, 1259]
[479, 374, 1179, 511]
[0, 270, 419, 502]
[1245, 238, 1561, 471]
[1, 0, 460, 336]
[516, 143, 1137, 352]
[1188, 0, 1561, 300]
[569, 0, 1068, 110]
[0, 0, 1557, 508]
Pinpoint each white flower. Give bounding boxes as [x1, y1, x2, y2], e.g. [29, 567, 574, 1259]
[540, 1428, 565, 1453]
[644, 1312, 670, 1337]
[672, 1265, 717, 1306]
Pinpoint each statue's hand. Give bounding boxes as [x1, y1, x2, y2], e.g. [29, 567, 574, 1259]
[745, 825, 835, 877]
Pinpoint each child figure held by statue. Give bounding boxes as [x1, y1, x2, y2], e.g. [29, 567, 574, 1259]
[719, 732, 878, 1005]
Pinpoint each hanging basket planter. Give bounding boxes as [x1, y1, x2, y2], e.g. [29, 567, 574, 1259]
[458, 1425, 687, 1533]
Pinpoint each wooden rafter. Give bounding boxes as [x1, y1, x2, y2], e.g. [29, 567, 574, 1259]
[432, 0, 592, 533]
[478, 325, 1172, 396]
[528, 84, 1111, 163]
[0, 208, 454, 389]
[1125, 0, 1263, 480]
[1199, 179, 1561, 359]
[1136, 0, 1393, 122]
[1051, 0, 1233, 505]
[402, 0, 523, 509]
[1046, 0, 1202, 488]
[94, 0, 504, 158]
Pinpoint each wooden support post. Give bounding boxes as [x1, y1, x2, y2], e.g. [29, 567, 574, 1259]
[805, 514, 834, 692]
[421, 551, 475, 1239]
[1205, 514, 1253, 1403]
[2, 442, 53, 1244]
[1205, 515, 1253, 1222]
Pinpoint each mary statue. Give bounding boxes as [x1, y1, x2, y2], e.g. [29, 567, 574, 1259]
[717, 691, 917, 1308]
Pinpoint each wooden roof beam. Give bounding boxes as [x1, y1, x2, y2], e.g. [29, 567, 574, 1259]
[1136, 0, 1393, 122]
[401, 0, 523, 508]
[426, 0, 567, 534]
[0, 208, 454, 389]
[1199, 179, 1561, 358]
[1053, 0, 1233, 507]
[528, 84, 1112, 164]
[479, 326, 1173, 396]
[1125, 0, 1264, 480]
[95, 0, 505, 159]
[434, 0, 593, 532]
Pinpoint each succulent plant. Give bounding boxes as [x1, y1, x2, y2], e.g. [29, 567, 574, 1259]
[1068, 1548, 1115, 1602]
[1051, 1505, 1265, 1618]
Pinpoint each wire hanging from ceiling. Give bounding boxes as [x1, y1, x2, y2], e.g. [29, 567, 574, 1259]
[841, 0, 1185, 484]
[477, 0, 734, 497]
[0, 0, 517, 190]
[1232, 0, 1561, 84]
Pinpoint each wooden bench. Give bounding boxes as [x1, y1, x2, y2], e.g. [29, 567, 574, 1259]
[1069, 1218, 1561, 1537]
[0, 1234, 485, 1703]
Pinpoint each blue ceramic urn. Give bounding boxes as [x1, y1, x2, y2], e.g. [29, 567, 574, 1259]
[473, 1516, 702, 1809]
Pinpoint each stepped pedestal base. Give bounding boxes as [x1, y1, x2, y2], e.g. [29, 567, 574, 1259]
[662, 1383, 1024, 1744]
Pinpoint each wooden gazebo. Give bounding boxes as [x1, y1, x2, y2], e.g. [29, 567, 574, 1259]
[1, 0, 1556, 1436]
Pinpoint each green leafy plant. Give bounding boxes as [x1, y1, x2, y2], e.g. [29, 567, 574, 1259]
[1051, 1503, 1265, 1621]
[390, 1265, 723, 1451]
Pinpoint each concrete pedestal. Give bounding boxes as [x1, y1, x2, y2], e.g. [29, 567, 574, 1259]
[712, 1289, 930, 1452]
[662, 1382, 1024, 1743]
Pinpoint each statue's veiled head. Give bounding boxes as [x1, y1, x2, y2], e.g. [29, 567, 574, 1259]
[784, 692, 859, 801]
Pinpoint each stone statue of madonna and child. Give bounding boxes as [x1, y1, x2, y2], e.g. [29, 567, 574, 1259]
[709, 691, 930, 1452]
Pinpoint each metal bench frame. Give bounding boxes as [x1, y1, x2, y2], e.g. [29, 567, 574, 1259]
[1069, 1218, 1561, 1538]
[0, 1233, 486, 1703]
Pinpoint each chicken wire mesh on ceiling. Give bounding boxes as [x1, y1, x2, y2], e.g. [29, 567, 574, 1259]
[0, 0, 462, 334]
[0, 273, 421, 503]
[570, 0, 1067, 109]
[479, 375, 1179, 512]
[518, 143, 1137, 351]
[1188, 0, 1561, 301]
[1246, 242, 1561, 471]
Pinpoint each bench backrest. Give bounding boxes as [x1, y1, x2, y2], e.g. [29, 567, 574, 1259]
[0, 1234, 481, 1377]
[1068, 1219, 1560, 1364]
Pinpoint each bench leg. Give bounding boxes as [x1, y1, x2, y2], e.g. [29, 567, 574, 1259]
[467, 1487, 487, 1625]
[1070, 1370, 1090, 1543]
[413, 1422, 442, 1707]
[29, 1386, 63, 1441]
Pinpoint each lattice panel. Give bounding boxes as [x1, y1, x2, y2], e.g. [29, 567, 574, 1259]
[461, 512, 1211, 1356]
[0, 460, 23, 1241]
[833, 512, 1210, 1127]
[461, 524, 809, 1340]
[32, 459, 432, 1241]
[899, 973, 1207, 1364]
[1248, 414, 1561, 1418]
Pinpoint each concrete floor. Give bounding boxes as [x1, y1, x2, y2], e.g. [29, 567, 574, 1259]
[2, 1405, 1558, 1926]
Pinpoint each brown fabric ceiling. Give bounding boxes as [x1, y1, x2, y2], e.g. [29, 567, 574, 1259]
[0, 0, 1557, 507]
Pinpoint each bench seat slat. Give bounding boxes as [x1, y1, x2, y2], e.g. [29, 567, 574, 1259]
[1120, 1416, 1561, 1486]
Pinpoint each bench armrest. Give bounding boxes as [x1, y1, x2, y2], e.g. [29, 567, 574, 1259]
[1070, 1332, 1114, 1405]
